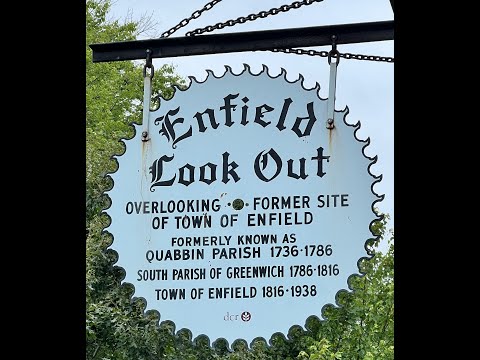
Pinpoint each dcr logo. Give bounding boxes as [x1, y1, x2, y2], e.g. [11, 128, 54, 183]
[241, 311, 251, 321]
[224, 311, 252, 322]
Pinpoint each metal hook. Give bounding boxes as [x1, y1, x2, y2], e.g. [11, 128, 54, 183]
[142, 49, 154, 142]
[327, 35, 340, 66]
[143, 49, 155, 78]
[326, 35, 339, 130]
[146, 49, 152, 66]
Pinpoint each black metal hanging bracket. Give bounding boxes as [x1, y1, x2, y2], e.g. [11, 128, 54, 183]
[90, 20, 393, 63]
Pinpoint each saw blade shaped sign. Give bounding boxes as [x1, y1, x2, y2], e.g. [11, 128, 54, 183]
[104, 65, 383, 346]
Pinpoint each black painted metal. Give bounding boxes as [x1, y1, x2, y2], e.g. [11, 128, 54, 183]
[90, 20, 394, 63]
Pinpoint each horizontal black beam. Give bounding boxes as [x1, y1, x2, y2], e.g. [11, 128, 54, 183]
[90, 20, 394, 63]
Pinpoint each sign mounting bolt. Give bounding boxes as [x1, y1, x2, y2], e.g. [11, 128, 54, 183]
[142, 131, 149, 142]
[326, 118, 335, 129]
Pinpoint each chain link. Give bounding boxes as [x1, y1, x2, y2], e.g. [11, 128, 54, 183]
[271, 48, 394, 63]
[161, 0, 394, 63]
[186, 0, 324, 36]
[160, 0, 223, 38]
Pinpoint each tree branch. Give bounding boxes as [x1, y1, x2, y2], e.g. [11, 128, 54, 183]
[380, 299, 394, 342]
[92, 344, 100, 359]
[357, 278, 368, 360]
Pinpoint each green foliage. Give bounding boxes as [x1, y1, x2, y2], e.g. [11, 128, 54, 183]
[298, 215, 394, 360]
[86, 1, 185, 359]
[297, 338, 341, 360]
[86, 0, 183, 224]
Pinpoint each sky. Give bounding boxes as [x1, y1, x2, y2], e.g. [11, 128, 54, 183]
[108, 0, 394, 225]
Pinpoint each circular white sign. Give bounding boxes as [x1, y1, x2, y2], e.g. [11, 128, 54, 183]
[105, 65, 382, 345]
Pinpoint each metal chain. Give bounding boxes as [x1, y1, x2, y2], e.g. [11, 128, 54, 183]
[271, 48, 394, 63]
[160, 0, 223, 38]
[186, 0, 324, 36]
[161, 0, 394, 63]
